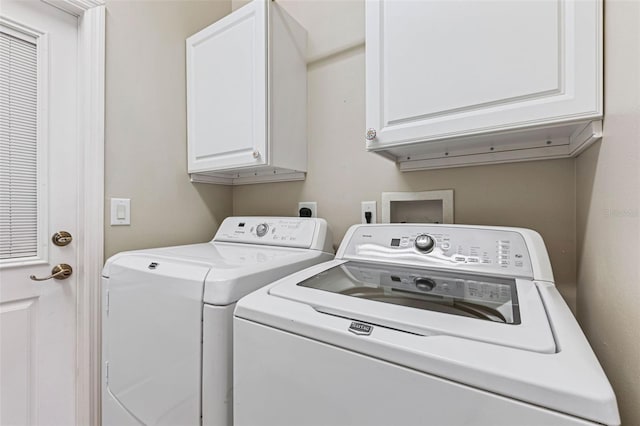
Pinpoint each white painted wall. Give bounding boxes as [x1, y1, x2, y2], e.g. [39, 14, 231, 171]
[104, 0, 233, 258]
[576, 1, 640, 425]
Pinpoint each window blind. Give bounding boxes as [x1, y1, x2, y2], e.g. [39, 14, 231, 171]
[0, 31, 38, 261]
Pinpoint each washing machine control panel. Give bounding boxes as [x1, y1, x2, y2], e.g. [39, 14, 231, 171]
[214, 217, 318, 249]
[342, 225, 534, 278]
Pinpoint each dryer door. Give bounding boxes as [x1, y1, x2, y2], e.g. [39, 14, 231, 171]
[103, 255, 209, 425]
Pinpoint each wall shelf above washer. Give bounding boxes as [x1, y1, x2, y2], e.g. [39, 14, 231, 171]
[391, 121, 603, 172]
[190, 168, 306, 186]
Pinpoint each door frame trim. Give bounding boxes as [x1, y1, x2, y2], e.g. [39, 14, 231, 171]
[76, 6, 105, 426]
[41, 1, 105, 425]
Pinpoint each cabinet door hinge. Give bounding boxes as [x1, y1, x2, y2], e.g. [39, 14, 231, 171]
[105, 361, 109, 385]
[106, 290, 110, 317]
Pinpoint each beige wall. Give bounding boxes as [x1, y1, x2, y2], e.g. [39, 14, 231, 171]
[104, 0, 233, 259]
[576, 1, 640, 425]
[231, 0, 578, 308]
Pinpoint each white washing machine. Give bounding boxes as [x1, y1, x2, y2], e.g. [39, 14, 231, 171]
[234, 224, 620, 426]
[101, 216, 333, 426]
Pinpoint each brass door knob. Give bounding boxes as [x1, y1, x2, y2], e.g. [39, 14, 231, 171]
[52, 231, 73, 246]
[30, 264, 73, 281]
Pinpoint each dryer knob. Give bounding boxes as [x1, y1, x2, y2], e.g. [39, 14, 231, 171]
[414, 234, 435, 252]
[256, 223, 269, 237]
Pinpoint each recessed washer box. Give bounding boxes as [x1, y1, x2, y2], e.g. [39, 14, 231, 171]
[382, 190, 454, 224]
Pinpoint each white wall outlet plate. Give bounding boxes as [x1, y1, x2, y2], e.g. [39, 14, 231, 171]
[298, 201, 317, 218]
[361, 201, 377, 224]
[110, 198, 131, 225]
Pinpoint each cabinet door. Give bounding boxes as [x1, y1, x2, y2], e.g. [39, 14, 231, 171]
[366, 0, 602, 148]
[187, 0, 267, 172]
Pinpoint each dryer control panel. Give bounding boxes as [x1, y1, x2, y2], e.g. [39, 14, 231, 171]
[339, 224, 536, 278]
[214, 217, 323, 249]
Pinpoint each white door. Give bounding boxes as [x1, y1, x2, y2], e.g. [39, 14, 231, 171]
[0, 1, 79, 425]
[365, 0, 601, 147]
[186, 0, 268, 173]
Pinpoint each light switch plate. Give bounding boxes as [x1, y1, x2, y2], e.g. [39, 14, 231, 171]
[110, 198, 131, 225]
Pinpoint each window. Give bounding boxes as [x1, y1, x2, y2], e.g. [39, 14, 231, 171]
[0, 30, 39, 261]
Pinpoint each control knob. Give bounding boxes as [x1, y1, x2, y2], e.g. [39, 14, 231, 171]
[415, 277, 436, 292]
[256, 223, 269, 237]
[414, 234, 435, 252]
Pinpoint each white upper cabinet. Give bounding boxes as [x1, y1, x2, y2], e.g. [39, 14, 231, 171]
[365, 0, 603, 171]
[187, 0, 307, 185]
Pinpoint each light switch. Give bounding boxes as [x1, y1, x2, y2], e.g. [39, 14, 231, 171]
[110, 198, 130, 226]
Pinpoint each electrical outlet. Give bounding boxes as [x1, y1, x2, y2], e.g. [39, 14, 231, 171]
[361, 201, 377, 224]
[298, 201, 317, 218]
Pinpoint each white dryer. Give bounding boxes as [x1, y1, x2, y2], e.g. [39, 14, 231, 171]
[234, 224, 620, 426]
[101, 217, 333, 426]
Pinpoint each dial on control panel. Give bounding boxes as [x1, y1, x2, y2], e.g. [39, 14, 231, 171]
[256, 223, 269, 237]
[414, 277, 436, 292]
[414, 234, 435, 252]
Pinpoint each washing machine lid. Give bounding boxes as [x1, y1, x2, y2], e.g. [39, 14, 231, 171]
[103, 242, 332, 305]
[238, 259, 619, 425]
[201, 242, 332, 305]
[269, 260, 556, 354]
